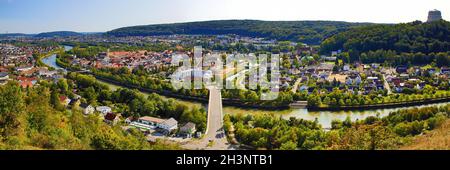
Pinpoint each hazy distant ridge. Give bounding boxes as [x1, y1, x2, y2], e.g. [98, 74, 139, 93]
[34, 31, 84, 38]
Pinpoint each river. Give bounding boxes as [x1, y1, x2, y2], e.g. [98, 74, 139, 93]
[223, 102, 450, 129]
[41, 45, 73, 71]
[42, 45, 450, 129]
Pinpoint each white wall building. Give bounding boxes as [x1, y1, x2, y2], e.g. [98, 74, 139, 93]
[96, 106, 112, 115]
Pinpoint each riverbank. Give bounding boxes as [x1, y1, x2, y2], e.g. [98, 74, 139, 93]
[41, 45, 72, 71]
[36, 48, 64, 69]
[309, 97, 450, 111]
[227, 103, 450, 150]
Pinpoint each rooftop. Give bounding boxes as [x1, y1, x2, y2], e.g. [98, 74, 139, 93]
[0, 72, 8, 77]
[139, 116, 165, 124]
[79, 103, 90, 108]
[181, 122, 196, 130]
[161, 118, 178, 127]
[104, 113, 118, 121]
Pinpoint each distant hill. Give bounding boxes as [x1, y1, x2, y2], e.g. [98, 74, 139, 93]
[107, 20, 373, 45]
[34, 31, 83, 38]
[0, 33, 35, 37]
[79, 32, 104, 35]
[320, 20, 450, 54]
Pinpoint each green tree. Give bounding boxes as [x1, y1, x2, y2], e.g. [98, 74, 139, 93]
[0, 83, 25, 140]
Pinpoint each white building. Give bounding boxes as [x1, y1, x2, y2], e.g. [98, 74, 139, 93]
[80, 103, 95, 115]
[96, 106, 112, 115]
[343, 65, 350, 71]
[131, 116, 165, 131]
[16, 65, 33, 72]
[0, 72, 9, 80]
[130, 116, 178, 133]
[0, 72, 9, 85]
[158, 118, 178, 132]
[39, 70, 58, 78]
[180, 122, 196, 138]
[367, 77, 379, 80]
[346, 78, 353, 85]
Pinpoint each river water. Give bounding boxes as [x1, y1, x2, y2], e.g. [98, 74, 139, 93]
[41, 45, 73, 71]
[42, 45, 450, 129]
[223, 102, 450, 129]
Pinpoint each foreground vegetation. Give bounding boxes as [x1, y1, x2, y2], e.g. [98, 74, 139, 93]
[401, 119, 450, 150]
[65, 73, 207, 132]
[226, 104, 450, 150]
[0, 82, 181, 150]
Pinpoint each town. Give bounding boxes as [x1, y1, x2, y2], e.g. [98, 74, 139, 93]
[0, 6, 448, 151]
[0, 42, 199, 143]
[1, 30, 449, 146]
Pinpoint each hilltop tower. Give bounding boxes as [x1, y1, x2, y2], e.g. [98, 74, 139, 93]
[427, 9, 442, 22]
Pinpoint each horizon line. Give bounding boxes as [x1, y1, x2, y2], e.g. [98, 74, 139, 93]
[1, 18, 432, 35]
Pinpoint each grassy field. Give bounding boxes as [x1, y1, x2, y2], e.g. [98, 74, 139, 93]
[401, 119, 450, 150]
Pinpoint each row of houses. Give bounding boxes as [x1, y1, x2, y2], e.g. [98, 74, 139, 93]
[1, 44, 58, 68]
[57, 86, 197, 138]
[292, 62, 387, 95]
[396, 65, 450, 76]
[385, 66, 450, 92]
[56, 94, 121, 126]
[69, 50, 174, 73]
[76, 101, 197, 137]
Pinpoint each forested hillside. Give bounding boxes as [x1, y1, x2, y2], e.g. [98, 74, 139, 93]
[320, 20, 449, 54]
[320, 20, 450, 65]
[107, 20, 371, 45]
[0, 82, 180, 150]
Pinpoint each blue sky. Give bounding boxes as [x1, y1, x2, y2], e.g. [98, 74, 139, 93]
[0, 0, 449, 33]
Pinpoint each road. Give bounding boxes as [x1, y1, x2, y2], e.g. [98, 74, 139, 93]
[181, 86, 232, 150]
[204, 86, 229, 149]
[225, 69, 247, 89]
[382, 74, 393, 95]
[291, 78, 302, 93]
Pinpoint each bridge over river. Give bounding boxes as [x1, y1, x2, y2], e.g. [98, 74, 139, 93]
[182, 86, 233, 150]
